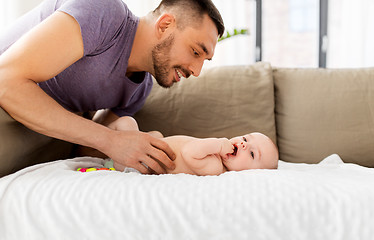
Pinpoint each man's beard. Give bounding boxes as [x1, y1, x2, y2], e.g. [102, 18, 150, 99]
[151, 34, 177, 88]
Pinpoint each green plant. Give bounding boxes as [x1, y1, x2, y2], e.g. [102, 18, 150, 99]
[218, 28, 249, 42]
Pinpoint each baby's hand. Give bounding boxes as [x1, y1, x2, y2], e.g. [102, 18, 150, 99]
[218, 138, 235, 160]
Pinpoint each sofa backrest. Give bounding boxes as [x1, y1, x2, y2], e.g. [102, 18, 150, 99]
[134, 62, 277, 144]
[274, 66, 374, 167]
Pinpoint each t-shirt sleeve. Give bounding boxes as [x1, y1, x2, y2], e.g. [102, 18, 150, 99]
[57, 0, 127, 55]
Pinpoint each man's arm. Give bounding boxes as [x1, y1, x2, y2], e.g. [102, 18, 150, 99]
[0, 12, 175, 174]
[0, 11, 87, 141]
[180, 138, 234, 175]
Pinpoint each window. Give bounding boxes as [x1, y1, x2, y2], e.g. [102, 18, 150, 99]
[204, 0, 255, 68]
[2, 0, 373, 68]
[262, 0, 319, 68]
[327, 0, 374, 68]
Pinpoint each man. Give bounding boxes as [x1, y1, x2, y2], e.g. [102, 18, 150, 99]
[0, 0, 224, 176]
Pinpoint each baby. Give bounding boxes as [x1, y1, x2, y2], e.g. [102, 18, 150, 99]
[111, 117, 279, 176]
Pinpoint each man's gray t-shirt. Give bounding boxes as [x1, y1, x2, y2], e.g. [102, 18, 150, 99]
[0, 0, 153, 116]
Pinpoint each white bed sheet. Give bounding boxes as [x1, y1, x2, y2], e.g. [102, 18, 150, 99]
[0, 154, 374, 240]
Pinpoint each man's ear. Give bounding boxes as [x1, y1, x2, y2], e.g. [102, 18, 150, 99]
[155, 13, 176, 38]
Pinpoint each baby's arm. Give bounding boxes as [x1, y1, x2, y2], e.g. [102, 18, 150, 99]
[180, 138, 234, 175]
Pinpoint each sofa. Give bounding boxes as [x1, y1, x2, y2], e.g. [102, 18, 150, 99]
[1, 61, 372, 177]
[135, 61, 374, 167]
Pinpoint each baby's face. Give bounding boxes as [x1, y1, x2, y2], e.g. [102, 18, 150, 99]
[222, 132, 278, 171]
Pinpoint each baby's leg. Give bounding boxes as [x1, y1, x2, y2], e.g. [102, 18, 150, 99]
[110, 116, 163, 138]
[108, 116, 139, 131]
[148, 131, 163, 138]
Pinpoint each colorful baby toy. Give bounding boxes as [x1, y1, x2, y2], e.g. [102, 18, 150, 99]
[76, 159, 116, 172]
[76, 167, 116, 172]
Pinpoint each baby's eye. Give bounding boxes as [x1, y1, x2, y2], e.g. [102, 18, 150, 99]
[250, 151, 254, 158]
[243, 137, 247, 142]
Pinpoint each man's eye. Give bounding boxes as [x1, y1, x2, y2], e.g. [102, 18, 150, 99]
[193, 49, 199, 56]
[243, 137, 247, 142]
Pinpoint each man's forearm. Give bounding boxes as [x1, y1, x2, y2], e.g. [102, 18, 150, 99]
[0, 76, 112, 155]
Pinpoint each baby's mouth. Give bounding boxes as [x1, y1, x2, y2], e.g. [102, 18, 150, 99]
[232, 145, 238, 156]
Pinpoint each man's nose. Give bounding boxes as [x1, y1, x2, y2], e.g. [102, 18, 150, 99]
[189, 59, 204, 77]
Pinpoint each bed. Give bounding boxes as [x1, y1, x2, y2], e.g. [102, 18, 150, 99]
[1, 154, 373, 239]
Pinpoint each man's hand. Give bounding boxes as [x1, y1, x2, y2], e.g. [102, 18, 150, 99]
[105, 130, 176, 174]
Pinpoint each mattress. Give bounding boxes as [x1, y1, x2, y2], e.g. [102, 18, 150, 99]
[0, 154, 373, 240]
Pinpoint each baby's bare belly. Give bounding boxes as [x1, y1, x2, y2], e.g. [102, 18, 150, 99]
[114, 135, 200, 175]
[163, 135, 197, 175]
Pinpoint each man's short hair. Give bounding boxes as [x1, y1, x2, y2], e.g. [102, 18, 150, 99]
[153, 0, 225, 38]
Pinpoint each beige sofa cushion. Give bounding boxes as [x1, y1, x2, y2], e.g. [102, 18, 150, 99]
[0, 108, 73, 177]
[135, 62, 277, 144]
[274, 67, 374, 166]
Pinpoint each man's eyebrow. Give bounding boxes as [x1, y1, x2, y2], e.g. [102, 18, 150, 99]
[197, 42, 212, 60]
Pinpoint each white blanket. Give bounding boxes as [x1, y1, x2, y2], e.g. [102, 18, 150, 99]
[0, 154, 374, 240]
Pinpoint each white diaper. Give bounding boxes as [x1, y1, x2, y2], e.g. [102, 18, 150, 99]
[104, 159, 141, 173]
[123, 167, 141, 173]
